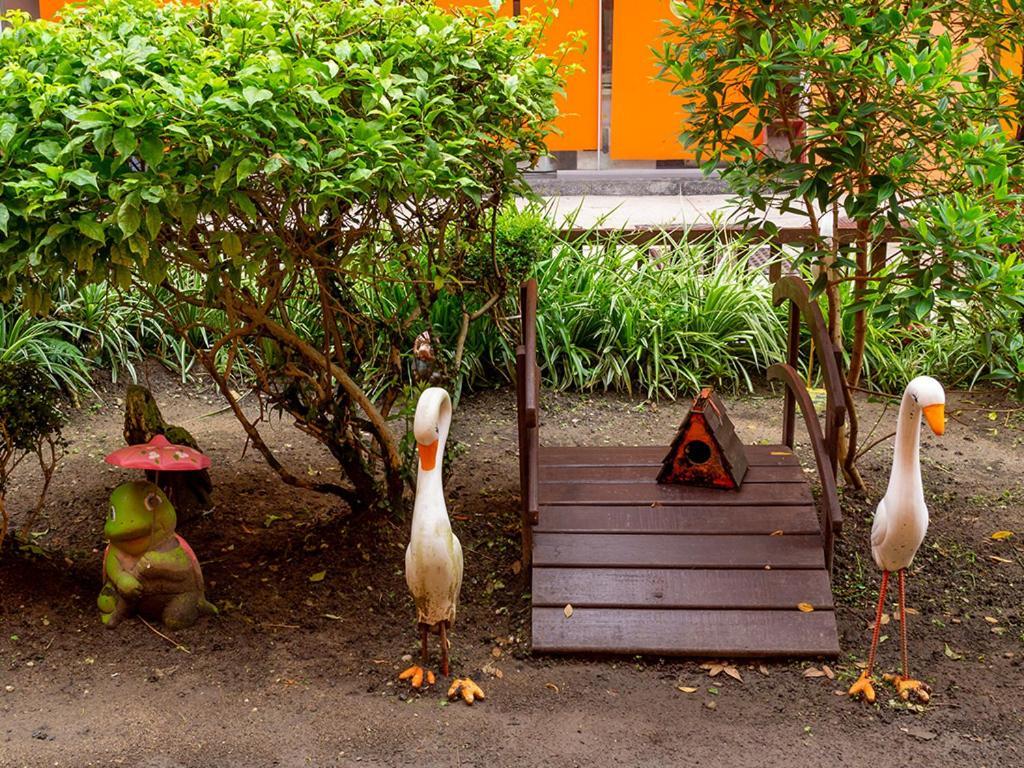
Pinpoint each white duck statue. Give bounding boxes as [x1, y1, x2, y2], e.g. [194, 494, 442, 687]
[849, 375, 945, 704]
[399, 387, 484, 704]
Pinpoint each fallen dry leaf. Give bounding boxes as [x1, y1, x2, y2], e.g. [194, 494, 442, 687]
[545, 683, 559, 693]
[491, 646, 502, 658]
[988, 555, 1013, 563]
[991, 530, 1014, 540]
[700, 662, 724, 677]
[797, 602, 815, 613]
[905, 607, 919, 615]
[511, 560, 522, 575]
[822, 665, 835, 680]
[943, 643, 964, 661]
[308, 570, 326, 583]
[770, 530, 784, 536]
[984, 616, 999, 625]
[563, 604, 573, 618]
[677, 686, 699, 694]
[869, 613, 891, 630]
[701, 662, 741, 682]
[804, 667, 827, 678]
[758, 665, 770, 677]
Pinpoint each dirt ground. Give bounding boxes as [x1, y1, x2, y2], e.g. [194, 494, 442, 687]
[1, 364, 1022, 767]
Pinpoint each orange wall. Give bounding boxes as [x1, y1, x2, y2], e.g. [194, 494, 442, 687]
[609, 1, 756, 160]
[609, 1, 686, 160]
[523, 1, 600, 151]
[38, 0, 67, 18]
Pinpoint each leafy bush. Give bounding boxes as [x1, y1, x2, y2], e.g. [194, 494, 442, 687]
[660, 0, 1024, 483]
[0, 361, 65, 550]
[0, 0, 560, 515]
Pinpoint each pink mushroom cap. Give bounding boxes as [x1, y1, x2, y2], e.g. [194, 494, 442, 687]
[104, 434, 211, 471]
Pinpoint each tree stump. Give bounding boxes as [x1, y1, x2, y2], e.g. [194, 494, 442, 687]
[123, 385, 213, 523]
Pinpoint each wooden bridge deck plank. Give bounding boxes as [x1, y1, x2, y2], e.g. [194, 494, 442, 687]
[534, 504, 820, 535]
[533, 567, 834, 610]
[533, 532, 825, 569]
[532, 607, 840, 657]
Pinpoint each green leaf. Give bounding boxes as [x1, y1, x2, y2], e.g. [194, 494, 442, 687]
[213, 161, 235, 194]
[139, 136, 164, 169]
[145, 206, 162, 240]
[0, 121, 15, 151]
[235, 157, 259, 185]
[242, 86, 273, 108]
[221, 232, 242, 258]
[113, 127, 137, 157]
[308, 570, 327, 583]
[0, 203, 8, 236]
[117, 205, 141, 238]
[63, 168, 99, 190]
[76, 216, 105, 242]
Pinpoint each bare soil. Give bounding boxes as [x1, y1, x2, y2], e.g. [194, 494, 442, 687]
[1, 364, 1023, 767]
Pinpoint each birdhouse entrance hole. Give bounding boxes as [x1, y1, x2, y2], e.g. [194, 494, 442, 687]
[683, 439, 712, 465]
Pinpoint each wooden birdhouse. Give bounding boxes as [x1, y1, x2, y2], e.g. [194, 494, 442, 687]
[657, 387, 748, 490]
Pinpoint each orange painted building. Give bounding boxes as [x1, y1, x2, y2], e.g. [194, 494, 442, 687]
[9, 0, 1022, 169]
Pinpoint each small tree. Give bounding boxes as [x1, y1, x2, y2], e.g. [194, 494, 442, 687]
[660, 0, 1024, 485]
[0, 362, 65, 551]
[0, 0, 560, 515]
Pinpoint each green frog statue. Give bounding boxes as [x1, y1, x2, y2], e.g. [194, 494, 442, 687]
[98, 480, 217, 629]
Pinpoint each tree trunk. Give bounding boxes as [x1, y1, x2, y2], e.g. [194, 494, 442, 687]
[836, 222, 871, 493]
[0, 494, 8, 553]
[123, 385, 214, 523]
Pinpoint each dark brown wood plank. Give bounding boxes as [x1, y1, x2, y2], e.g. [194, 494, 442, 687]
[539, 480, 813, 507]
[533, 533, 825, 569]
[532, 568, 834, 610]
[539, 444, 799, 468]
[532, 607, 840, 657]
[534, 504, 820, 535]
[539, 463, 807, 484]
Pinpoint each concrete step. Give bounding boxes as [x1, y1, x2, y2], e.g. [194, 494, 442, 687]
[526, 169, 729, 197]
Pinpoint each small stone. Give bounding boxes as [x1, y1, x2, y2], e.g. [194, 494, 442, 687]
[704, 700, 717, 710]
[4, 685, 13, 692]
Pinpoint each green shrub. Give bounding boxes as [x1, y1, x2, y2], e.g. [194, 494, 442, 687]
[0, 0, 560, 516]
[464, 205, 555, 290]
[0, 361, 65, 550]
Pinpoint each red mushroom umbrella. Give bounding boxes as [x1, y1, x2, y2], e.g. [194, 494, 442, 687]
[105, 434, 211, 473]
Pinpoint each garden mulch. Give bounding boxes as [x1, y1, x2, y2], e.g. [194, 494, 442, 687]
[1, 364, 1022, 767]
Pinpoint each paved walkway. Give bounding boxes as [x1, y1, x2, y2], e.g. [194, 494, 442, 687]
[537, 194, 816, 232]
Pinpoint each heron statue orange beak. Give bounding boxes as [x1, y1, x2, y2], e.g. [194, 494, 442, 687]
[922, 404, 945, 436]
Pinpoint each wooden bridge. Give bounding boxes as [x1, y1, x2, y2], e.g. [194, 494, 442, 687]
[515, 273, 850, 658]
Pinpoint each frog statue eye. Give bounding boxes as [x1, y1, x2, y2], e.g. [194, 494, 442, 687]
[109, 505, 116, 521]
[144, 493, 161, 512]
